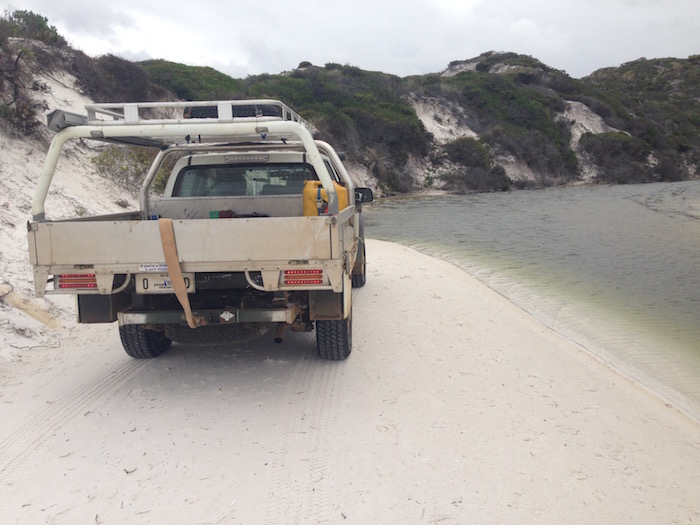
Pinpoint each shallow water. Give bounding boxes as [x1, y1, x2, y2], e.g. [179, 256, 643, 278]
[364, 181, 700, 419]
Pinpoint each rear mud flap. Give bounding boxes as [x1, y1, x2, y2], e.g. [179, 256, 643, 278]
[309, 290, 344, 320]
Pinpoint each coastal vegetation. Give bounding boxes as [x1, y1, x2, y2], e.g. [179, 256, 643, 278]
[1, 9, 698, 194]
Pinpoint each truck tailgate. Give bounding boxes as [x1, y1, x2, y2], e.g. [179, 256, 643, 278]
[28, 216, 336, 268]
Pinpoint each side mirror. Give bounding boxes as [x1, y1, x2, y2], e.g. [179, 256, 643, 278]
[355, 187, 374, 204]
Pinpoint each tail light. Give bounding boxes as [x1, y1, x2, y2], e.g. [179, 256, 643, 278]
[283, 269, 324, 286]
[56, 274, 97, 290]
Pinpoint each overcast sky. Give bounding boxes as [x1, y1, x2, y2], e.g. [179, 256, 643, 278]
[6, 0, 699, 79]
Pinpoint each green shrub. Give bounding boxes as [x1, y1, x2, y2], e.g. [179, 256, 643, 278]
[0, 96, 48, 135]
[440, 137, 511, 192]
[579, 131, 653, 183]
[91, 144, 157, 189]
[0, 20, 51, 136]
[139, 59, 243, 100]
[0, 9, 65, 46]
[98, 55, 150, 101]
[443, 137, 491, 167]
[365, 146, 414, 193]
[440, 165, 510, 193]
[656, 153, 685, 182]
[91, 144, 184, 194]
[73, 53, 151, 102]
[484, 124, 578, 181]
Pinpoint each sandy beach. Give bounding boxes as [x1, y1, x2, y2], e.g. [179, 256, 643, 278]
[0, 238, 698, 524]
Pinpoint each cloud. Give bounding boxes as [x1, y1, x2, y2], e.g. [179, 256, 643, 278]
[5, 0, 699, 79]
[6, 0, 135, 37]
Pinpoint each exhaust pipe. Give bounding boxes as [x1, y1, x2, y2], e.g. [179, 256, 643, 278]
[274, 323, 288, 344]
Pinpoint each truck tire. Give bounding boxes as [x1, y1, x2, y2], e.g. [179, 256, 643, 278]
[351, 242, 367, 288]
[316, 314, 352, 360]
[119, 325, 172, 359]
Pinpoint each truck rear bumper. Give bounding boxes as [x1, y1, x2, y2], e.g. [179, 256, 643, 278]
[118, 304, 302, 327]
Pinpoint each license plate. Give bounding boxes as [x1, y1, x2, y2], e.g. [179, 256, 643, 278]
[136, 273, 195, 294]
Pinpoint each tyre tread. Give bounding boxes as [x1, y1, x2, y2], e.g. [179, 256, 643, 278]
[119, 325, 172, 359]
[316, 318, 351, 360]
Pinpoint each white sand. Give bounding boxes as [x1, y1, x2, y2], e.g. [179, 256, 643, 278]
[1, 239, 698, 524]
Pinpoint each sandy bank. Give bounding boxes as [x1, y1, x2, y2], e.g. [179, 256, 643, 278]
[1, 239, 698, 524]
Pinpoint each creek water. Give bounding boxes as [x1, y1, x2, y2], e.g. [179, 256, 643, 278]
[363, 181, 700, 420]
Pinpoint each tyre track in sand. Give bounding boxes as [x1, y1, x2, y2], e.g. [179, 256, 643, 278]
[0, 357, 148, 483]
[264, 346, 340, 524]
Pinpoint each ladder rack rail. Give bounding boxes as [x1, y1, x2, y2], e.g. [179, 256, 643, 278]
[84, 99, 309, 128]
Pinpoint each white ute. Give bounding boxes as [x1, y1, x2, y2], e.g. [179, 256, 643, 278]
[27, 100, 373, 360]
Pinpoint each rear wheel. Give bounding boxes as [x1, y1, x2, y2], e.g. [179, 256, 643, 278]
[316, 313, 352, 361]
[119, 325, 172, 359]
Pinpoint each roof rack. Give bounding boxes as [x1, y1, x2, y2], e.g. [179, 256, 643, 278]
[82, 99, 309, 128]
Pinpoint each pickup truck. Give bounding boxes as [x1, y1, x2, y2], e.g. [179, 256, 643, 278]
[27, 99, 373, 360]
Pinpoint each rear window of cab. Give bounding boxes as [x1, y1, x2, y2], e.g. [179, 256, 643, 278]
[171, 163, 318, 197]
